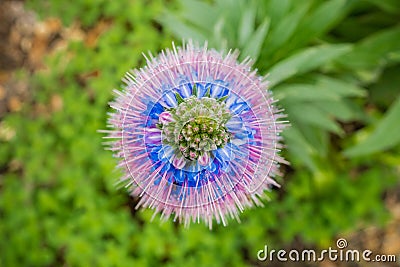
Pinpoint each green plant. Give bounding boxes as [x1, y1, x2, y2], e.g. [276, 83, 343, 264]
[1, 0, 399, 266]
[160, 0, 400, 246]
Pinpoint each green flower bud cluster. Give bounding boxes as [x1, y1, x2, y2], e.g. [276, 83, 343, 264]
[159, 95, 232, 161]
[178, 117, 231, 160]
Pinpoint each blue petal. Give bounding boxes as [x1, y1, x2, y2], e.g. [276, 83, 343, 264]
[225, 94, 237, 107]
[226, 116, 244, 132]
[142, 101, 164, 119]
[195, 83, 206, 98]
[161, 162, 171, 173]
[158, 145, 174, 161]
[188, 170, 207, 187]
[205, 160, 217, 173]
[161, 91, 178, 108]
[215, 145, 235, 162]
[177, 83, 192, 98]
[210, 80, 229, 98]
[146, 118, 157, 127]
[150, 146, 162, 162]
[186, 171, 197, 183]
[174, 169, 185, 183]
[151, 103, 164, 118]
[233, 130, 250, 140]
[246, 126, 256, 139]
[200, 83, 211, 97]
[229, 100, 250, 115]
[175, 75, 193, 98]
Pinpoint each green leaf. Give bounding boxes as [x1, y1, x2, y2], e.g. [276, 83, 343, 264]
[261, 2, 310, 62]
[365, 0, 400, 14]
[282, 127, 317, 171]
[337, 26, 400, 70]
[180, 0, 219, 32]
[238, 7, 256, 47]
[205, 86, 211, 97]
[298, 123, 330, 157]
[217, 95, 229, 103]
[344, 96, 400, 157]
[212, 17, 228, 50]
[192, 83, 198, 97]
[285, 103, 343, 134]
[274, 76, 366, 102]
[288, 0, 350, 49]
[241, 18, 270, 61]
[268, 44, 352, 87]
[274, 84, 343, 102]
[158, 12, 207, 43]
[264, 0, 291, 24]
[214, 0, 246, 45]
[369, 65, 400, 107]
[175, 92, 185, 104]
[314, 75, 367, 98]
[313, 99, 365, 122]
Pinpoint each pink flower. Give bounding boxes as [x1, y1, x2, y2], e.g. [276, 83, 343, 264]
[198, 152, 210, 166]
[104, 41, 287, 229]
[159, 111, 174, 124]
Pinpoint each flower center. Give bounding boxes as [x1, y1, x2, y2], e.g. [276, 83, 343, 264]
[178, 117, 230, 160]
[158, 94, 232, 161]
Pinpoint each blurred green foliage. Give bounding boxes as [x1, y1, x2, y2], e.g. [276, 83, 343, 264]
[1, 0, 399, 266]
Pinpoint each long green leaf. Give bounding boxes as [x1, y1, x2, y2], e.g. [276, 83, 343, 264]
[285, 103, 343, 134]
[180, 0, 219, 31]
[313, 99, 365, 122]
[298, 122, 330, 157]
[365, 0, 400, 14]
[314, 76, 366, 98]
[288, 0, 350, 50]
[283, 127, 317, 171]
[158, 12, 207, 43]
[274, 76, 366, 101]
[268, 44, 352, 87]
[337, 26, 400, 70]
[264, 0, 291, 25]
[275, 84, 343, 102]
[238, 7, 256, 47]
[241, 18, 270, 61]
[262, 2, 310, 62]
[344, 96, 400, 157]
[215, 0, 246, 45]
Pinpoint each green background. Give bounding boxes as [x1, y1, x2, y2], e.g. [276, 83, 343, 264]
[1, 0, 399, 266]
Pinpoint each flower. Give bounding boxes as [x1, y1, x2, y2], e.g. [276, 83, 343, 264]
[104, 41, 287, 229]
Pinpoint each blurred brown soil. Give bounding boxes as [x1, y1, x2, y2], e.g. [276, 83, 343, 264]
[0, 0, 61, 116]
[0, 0, 109, 118]
[324, 186, 400, 267]
[0, 1, 34, 115]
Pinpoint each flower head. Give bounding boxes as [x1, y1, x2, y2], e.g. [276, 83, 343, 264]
[105, 41, 287, 228]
